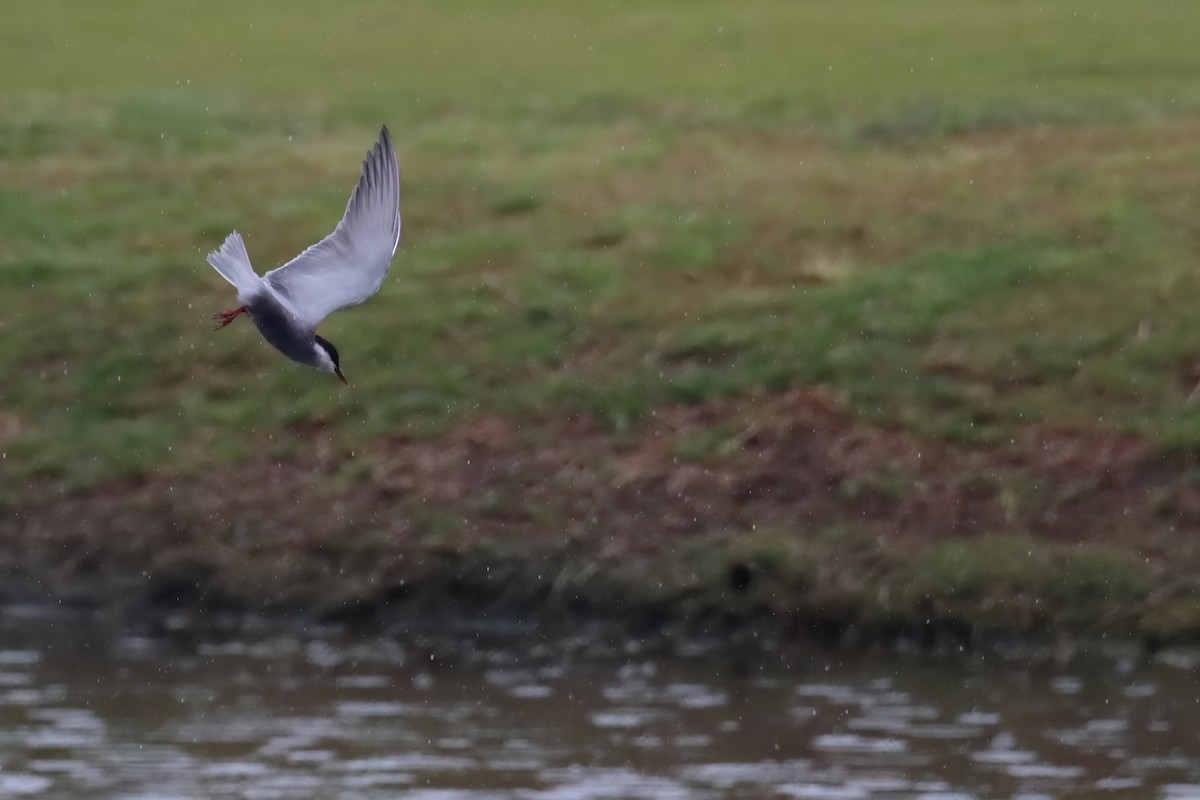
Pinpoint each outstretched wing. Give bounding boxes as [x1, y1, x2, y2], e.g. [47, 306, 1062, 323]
[263, 126, 401, 329]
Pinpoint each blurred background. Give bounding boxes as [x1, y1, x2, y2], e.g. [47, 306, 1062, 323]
[3, 1, 1200, 797]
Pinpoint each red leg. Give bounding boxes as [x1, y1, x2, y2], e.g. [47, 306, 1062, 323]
[213, 305, 248, 330]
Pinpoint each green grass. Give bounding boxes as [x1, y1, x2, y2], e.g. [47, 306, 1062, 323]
[6, 0, 1200, 493]
[619, 528, 1183, 641]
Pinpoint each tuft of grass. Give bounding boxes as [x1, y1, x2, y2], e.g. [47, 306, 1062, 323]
[489, 190, 543, 218]
[893, 534, 1157, 632]
[660, 529, 1185, 641]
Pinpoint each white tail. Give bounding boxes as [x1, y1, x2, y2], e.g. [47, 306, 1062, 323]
[206, 231, 259, 290]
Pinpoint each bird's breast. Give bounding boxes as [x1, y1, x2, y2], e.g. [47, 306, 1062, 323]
[247, 294, 317, 367]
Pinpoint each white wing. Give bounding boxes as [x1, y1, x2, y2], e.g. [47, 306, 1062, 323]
[263, 126, 401, 329]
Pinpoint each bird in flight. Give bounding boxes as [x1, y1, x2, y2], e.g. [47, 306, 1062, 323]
[207, 125, 401, 384]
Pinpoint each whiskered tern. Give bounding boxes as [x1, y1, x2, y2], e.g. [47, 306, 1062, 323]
[207, 125, 401, 384]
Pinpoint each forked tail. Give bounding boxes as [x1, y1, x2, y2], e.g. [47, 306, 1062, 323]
[206, 231, 259, 291]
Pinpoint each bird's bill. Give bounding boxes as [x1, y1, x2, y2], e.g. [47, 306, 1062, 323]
[335, 367, 349, 385]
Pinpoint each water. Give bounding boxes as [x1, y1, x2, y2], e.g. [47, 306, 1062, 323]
[0, 611, 1199, 799]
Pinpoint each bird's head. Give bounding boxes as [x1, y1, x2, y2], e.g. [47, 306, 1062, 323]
[313, 335, 348, 385]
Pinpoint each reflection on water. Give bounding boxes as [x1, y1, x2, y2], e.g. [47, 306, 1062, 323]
[0, 610, 1198, 799]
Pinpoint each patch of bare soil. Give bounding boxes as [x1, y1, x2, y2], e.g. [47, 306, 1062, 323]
[1, 388, 1193, 638]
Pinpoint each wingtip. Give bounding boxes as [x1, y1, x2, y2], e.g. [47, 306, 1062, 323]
[366, 126, 393, 164]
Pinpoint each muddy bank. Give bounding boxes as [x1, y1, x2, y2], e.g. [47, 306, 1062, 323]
[4, 389, 1200, 650]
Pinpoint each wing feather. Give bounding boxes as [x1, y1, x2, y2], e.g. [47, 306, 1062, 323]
[263, 126, 401, 328]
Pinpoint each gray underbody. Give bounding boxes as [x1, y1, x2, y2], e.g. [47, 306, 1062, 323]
[247, 292, 318, 368]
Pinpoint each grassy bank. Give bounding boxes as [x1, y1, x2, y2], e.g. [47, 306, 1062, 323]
[5, 1, 1200, 646]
